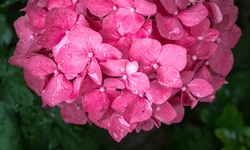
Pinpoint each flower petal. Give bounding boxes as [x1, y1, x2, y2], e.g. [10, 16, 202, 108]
[82, 89, 109, 112]
[87, 58, 103, 85]
[87, 0, 113, 17]
[56, 43, 88, 75]
[126, 72, 150, 94]
[187, 78, 214, 98]
[178, 3, 208, 27]
[112, 90, 136, 112]
[208, 46, 234, 77]
[146, 80, 172, 105]
[134, 0, 157, 16]
[157, 44, 187, 71]
[153, 101, 177, 124]
[45, 7, 77, 30]
[156, 13, 184, 40]
[100, 59, 129, 76]
[41, 73, 73, 107]
[24, 55, 56, 76]
[124, 97, 152, 124]
[157, 66, 182, 88]
[94, 43, 122, 62]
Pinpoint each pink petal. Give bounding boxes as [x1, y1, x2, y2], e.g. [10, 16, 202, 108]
[108, 114, 131, 142]
[87, 0, 113, 17]
[159, 0, 177, 14]
[178, 3, 208, 27]
[134, 0, 157, 16]
[196, 42, 218, 60]
[80, 76, 100, 94]
[112, 90, 136, 112]
[187, 78, 214, 98]
[153, 101, 177, 124]
[146, 80, 172, 105]
[124, 97, 152, 124]
[24, 55, 56, 76]
[8, 53, 38, 68]
[23, 69, 48, 96]
[56, 43, 88, 75]
[204, 2, 223, 24]
[157, 44, 187, 71]
[208, 46, 234, 77]
[100, 59, 129, 76]
[175, 0, 189, 9]
[156, 13, 184, 40]
[94, 43, 122, 62]
[69, 25, 102, 50]
[203, 29, 220, 42]
[118, 11, 145, 35]
[194, 65, 225, 91]
[41, 73, 73, 107]
[180, 71, 194, 85]
[82, 90, 109, 112]
[112, 0, 133, 8]
[45, 7, 77, 30]
[168, 97, 185, 123]
[129, 38, 161, 67]
[191, 18, 210, 36]
[220, 24, 242, 49]
[157, 66, 182, 88]
[213, 6, 238, 31]
[60, 101, 88, 125]
[67, 73, 86, 102]
[126, 72, 150, 94]
[104, 78, 125, 89]
[87, 58, 103, 85]
[38, 27, 66, 48]
[180, 90, 198, 108]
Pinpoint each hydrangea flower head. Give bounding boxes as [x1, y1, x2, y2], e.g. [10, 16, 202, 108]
[9, 0, 241, 142]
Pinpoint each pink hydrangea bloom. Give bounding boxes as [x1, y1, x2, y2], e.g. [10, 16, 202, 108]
[9, 0, 241, 142]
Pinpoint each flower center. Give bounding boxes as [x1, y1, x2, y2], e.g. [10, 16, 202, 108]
[99, 87, 105, 92]
[205, 61, 209, 66]
[122, 75, 128, 80]
[88, 52, 94, 58]
[113, 5, 118, 10]
[197, 36, 203, 41]
[216, 38, 222, 44]
[181, 86, 187, 91]
[130, 7, 135, 12]
[192, 55, 198, 61]
[152, 63, 159, 69]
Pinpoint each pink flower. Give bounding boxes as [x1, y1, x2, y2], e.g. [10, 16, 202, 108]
[129, 38, 187, 88]
[9, 0, 241, 142]
[101, 59, 150, 94]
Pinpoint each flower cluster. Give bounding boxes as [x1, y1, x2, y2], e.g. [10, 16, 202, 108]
[9, 0, 241, 142]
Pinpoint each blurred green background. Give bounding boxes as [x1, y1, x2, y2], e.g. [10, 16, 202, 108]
[1, 0, 250, 150]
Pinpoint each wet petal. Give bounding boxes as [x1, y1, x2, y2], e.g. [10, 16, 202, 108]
[156, 14, 184, 40]
[157, 66, 182, 88]
[82, 90, 109, 112]
[56, 43, 88, 75]
[153, 101, 177, 124]
[94, 43, 122, 62]
[157, 44, 187, 71]
[41, 73, 73, 107]
[178, 3, 208, 27]
[146, 80, 172, 105]
[124, 97, 152, 124]
[24, 55, 56, 76]
[187, 78, 214, 98]
[87, 0, 113, 17]
[126, 72, 150, 94]
[87, 58, 103, 85]
[100, 59, 129, 76]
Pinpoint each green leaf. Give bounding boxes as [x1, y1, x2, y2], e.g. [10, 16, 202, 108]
[0, 102, 23, 150]
[0, 0, 25, 8]
[215, 104, 243, 130]
[0, 13, 13, 45]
